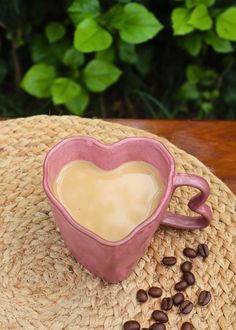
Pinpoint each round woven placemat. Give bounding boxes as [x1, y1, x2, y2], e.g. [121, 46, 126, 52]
[0, 115, 235, 330]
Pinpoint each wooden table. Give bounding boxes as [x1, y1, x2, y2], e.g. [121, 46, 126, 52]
[109, 120, 236, 194]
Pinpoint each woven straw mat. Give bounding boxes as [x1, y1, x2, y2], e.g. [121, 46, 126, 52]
[0, 115, 235, 330]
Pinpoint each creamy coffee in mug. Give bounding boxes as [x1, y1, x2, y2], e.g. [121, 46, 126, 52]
[52, 160, 164, 241]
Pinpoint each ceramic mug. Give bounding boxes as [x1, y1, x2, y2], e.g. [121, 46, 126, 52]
[43, 137, 212, 283]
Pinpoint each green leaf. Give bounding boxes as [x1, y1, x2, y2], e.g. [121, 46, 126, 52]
[30, 35, 70, 64]
[66, 89, 89, 115]
[96, 47, 115, 63]
[200, 69, 217, 86]
[216, 8, 236, 41]
[176, 82, 200, 100]
[186, 65, 204, 83]
[67, 0, 100, 25]
[51, 78, 81, 105]
[135, 46, 153, 76]
[171, 8, 194, 35]
[53, 38, 71, 61]
[118, 3, 163, 44]
[204, 30, 233, 53]
[63, 47, 85, 68]
[30, 35, 55, 64]
[118, 40, 138, 64]
[74, 18, 112, 53]
[201, 102, 213, 113]
[185, 0, 215, 9]
[20, 64, 57, 98]
[179, 33, 202, 55]
[45, 22, 66, 43]
[188, 5, 212, 31]
[101, 4, 124, 29]
[83, 59, 122, 92]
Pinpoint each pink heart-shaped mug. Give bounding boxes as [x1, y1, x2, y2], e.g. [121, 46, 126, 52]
[43, 137, 212, 283]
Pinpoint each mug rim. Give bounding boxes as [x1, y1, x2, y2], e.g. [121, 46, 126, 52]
[43, 136, 175, 246]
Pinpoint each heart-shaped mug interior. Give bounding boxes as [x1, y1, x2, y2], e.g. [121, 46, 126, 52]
[44, 137, 175, 243]
[52, 160, 164, 241]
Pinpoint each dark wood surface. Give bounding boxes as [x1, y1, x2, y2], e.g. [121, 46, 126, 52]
[109, 120, 236, 193]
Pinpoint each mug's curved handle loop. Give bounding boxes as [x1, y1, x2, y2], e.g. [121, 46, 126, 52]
[161, 173, 212, 229]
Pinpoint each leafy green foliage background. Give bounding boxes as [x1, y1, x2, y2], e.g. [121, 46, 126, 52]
[0, 0, 236, 119]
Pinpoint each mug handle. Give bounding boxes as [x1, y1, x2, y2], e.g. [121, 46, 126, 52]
[160, 173, 212, 229]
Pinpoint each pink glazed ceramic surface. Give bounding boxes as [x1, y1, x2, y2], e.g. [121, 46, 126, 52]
[43, 137, 212, 283]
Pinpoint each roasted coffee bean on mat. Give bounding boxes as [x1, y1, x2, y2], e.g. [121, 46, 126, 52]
[198, 290, 211, 306]
[123, 320, 140, 330]
[197, 244, 209, 258]
[161, 297, 173, 311]
[179, 300, 193, 314]
[183, 248, 197, 258]
[181, 322, 193, 330]
[175, 280, 188, 291]
[182, 271, 195, 285]
[148, 286, 162, 298]
[149, 323, 166, 330]
[180, 261, 192, 272]
[152, 310, 168, 323]
[162, 256, 177, 266]
[136, 289, 148, 303]
[172, 292, 185, 306]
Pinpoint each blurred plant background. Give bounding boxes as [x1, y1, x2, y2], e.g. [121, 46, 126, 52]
[0, 0, 236, 119]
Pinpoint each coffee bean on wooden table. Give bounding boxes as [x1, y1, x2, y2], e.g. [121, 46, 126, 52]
[161, 297, 173, 311]
[150, 323, 166, 330]
[162, 256, 177, 266]
[179, 300, 193, 314]
[183, 248, 197, 258]
[181, 322, 193, 330]
[172, 292, 185, 305]
[198, 290, 211, 306]
[148, 287, 162, 298]
[197, 244, 209, 258]
[152, 310, 168, 323]
[123, 320, 140, 330]
[175, 280, 188, 291]
[136, 289, 148, 303]
[182, 271, 195, 285]
[180, 261, 193, 273]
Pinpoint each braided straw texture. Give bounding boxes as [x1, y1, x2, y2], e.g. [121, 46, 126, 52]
[0, 115, 235, 330]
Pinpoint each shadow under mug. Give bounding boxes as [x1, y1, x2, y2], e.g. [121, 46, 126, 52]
[43, 137, 212, 283]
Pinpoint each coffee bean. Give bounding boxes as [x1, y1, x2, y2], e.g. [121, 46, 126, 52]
[152, 310, 168, 323]
[183, 248, 197, 258]
[198, 290, 211, 306]
[182, 271, 195, 285]
[123, 320, 140, 330]
[172, 292, 184, 305]
[175, 280, 188, 291]
[162, 256, 177, 266]
[180, 261, 193, 273]
[179, 300, 193, 314]
[150, 323, 166, 330]
[181, 322, 193, 330]
[148, 287, 162, 298]
[161, 297, 173, 311]
[136, 289, 148, 303]
[197, 244, 209, 258]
